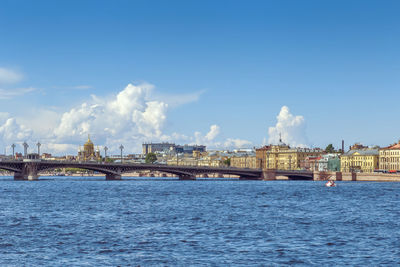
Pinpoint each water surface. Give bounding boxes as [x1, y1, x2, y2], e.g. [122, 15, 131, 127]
[0, 177, 399, 266]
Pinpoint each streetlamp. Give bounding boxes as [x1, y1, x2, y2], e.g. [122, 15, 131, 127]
[23, 142, 29, 158]
[36, 142, 41, 156]
[11, 144, 15, 159]
[119, 144, 124, 163]
[104, 146, 108, 162]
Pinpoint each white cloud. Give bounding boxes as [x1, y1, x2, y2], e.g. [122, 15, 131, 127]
[154, 90, 205, 108]
[72, 85, 92, 90]
[0, 87, 36, 99]
[0, 68, 23, 85]
[224, 138, 252, 148]
[205, 124, 220, 141]
[268, 106, 308, 147]
[42, 143, 77, 155]
[193, 124, 252, 150]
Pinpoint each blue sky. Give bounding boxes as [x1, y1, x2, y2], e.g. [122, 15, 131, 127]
[0, 0, 399, 154]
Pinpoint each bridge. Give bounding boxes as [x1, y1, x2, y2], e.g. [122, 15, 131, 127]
[0, 160, 314, 181]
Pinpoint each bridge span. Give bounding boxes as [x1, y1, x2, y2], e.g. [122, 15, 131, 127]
[0, 160, 314, 181]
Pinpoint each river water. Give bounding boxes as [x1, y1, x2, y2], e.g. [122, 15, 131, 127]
[0, 177, 399, 266]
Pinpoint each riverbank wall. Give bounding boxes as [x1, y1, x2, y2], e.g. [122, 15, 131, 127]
[314, 171, 400, 182]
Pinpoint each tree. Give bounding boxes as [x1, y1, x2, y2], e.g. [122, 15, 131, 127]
[105, 157, 115, 163]
[223, 158, 231, 166]
[145, 152, 157, 164]
[325, 144, 335, 153]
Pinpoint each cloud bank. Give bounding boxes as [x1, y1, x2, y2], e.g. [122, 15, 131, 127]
[268, 106, 308, 147]
[0, 83, 253, 155]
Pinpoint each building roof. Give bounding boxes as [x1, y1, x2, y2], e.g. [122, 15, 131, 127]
[381, 142, 400, 150]
[343, 148, 379, 156]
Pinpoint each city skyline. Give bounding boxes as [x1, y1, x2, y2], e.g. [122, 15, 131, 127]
[1, 1, 400, 155]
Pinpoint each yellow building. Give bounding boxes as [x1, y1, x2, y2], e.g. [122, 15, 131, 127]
[340, 147, 379, 173]
[77, 135, 101, 161]
[379, 141, 400, 171]
[166, 156, 224, 167]
[230, 155, 257, 168]
[257, 144, 323, 170]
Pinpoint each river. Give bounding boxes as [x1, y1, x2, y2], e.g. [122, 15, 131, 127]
[0, 177, 399, 266]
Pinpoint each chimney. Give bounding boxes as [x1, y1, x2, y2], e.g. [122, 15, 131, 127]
[342, 140, 344, 153]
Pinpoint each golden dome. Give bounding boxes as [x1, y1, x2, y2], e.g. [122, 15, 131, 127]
[78, 134, 100, 161]
[85, 134, 93, 145]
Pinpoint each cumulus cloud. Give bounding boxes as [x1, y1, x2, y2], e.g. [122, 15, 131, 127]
[268, 106, 308, 147]
[0, 115, 33, 151]
[194, 124, 220, 145]
[0, 68, 23, 85]
[51, 83, 169, 153]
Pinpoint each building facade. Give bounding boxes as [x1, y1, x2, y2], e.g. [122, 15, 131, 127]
[340, 147, 379, 173]
[379, 141, 400, 171]
[256, 144, 323, 170]
[230, 154, 257, 169]
[255, 146, 270, 169]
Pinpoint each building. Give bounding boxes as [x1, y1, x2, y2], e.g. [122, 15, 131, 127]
[142, 142, 206, 155]
[327, 155, 341, 172]
[256, 144, 323, 170]
[379, 141, 400, 172]
[300, 154, 341, 171]
[41, 153, 52, 159]
[77, 135, 101, 161]
[300, 156, 322, 171]
[340, 146, 379, 173]
[176, 144, 206, 154]
[230, 153, 257, 169]
[142, 142, 175, 155]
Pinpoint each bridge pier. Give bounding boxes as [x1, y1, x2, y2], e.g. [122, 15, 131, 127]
[14, 162, 39, 181]
[239, 176, 262, 180]
[179, 174, 196, 180]
[14, 172, 39, 181]
[105, 173, 122, 180]
[262, 170, 277, 180]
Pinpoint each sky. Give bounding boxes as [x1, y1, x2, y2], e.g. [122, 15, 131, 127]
[0, 0, 400, 155]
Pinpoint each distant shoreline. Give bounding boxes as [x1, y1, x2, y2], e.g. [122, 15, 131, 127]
[1, 171, 400, 182]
